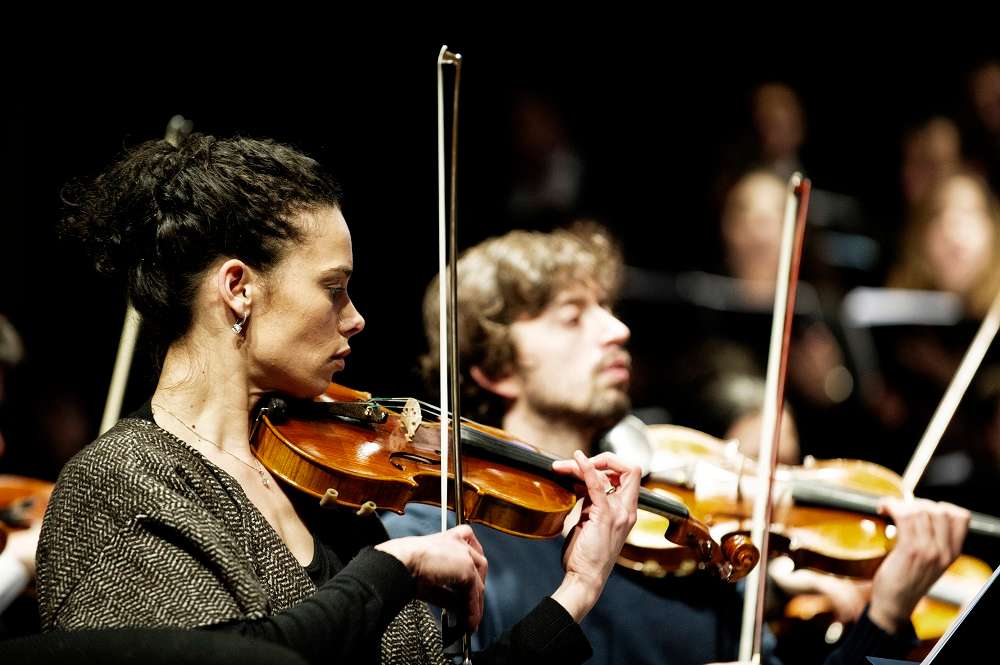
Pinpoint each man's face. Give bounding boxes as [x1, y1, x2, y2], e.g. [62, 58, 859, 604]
[507, 283, 631, 427]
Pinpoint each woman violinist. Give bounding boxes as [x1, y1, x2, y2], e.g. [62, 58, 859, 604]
[33, 135, 642, 665]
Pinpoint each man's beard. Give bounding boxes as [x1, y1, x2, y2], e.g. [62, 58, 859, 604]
[525, 383, 631, 431]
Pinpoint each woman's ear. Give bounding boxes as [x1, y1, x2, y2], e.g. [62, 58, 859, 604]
[216, 259, 253, 319]
[470, 365, 521, 401]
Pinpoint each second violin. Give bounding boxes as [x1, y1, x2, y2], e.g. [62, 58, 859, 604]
[620, 423, 1000, 578]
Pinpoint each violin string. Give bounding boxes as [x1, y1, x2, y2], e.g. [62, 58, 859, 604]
[370, 397, 441, 419]
[370, 396, 481, 425]
[379, 399, 490, 428]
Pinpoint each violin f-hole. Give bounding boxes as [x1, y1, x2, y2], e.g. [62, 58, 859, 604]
[388, 451, 439, 471]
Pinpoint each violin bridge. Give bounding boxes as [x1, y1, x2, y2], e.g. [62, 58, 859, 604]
[400, 398, 422, 441]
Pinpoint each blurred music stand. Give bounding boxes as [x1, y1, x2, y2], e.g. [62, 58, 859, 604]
[622, 269, 826, 350]
[619, 269, 826, 413]
[839, 287, 964, 405]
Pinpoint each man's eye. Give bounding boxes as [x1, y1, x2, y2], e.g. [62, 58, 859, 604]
[328, 287, 346, 298]
[561, 310, 582, 325]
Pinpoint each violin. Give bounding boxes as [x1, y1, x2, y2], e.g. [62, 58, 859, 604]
[617, 423, 1000, 579]
[781, 553, 992, 650]
[249, 383, 759, 581]
[0, 475, 53, 554]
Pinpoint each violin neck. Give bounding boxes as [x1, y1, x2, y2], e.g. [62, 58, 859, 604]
[791, 483, 1000, 540]
[790, 483, 881, 516]
[457, 425, 690, 523]
[637, 487, 691, 522]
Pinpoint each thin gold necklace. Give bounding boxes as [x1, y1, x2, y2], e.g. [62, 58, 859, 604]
[153, 403, 270, 488]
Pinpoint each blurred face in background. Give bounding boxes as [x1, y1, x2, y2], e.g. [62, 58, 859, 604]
[722, 172, 786, 285]
[752, 83, 805, 162]
[922, 175, 995, 296]
[971, 62, 1000, 136]
[901, 118, 961, 205]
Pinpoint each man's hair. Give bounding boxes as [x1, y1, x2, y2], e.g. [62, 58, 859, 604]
[421, 222, 623, 424]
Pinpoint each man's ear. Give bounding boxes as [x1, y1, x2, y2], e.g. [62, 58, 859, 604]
[470, 365, 521, 400]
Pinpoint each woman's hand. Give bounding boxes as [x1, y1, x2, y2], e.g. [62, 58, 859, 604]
[549, 450, 641, 621]
[375, 525, 487, 631]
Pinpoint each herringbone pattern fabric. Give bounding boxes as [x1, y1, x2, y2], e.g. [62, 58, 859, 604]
[36, 417, 443, 664]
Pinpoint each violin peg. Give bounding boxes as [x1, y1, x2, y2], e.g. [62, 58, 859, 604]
[319, 488, 340, 508]
[824, 621, 844, 645]
[356, 500, 377, 517]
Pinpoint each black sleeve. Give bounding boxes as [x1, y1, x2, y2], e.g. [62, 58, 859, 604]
[207, 527, 591, 665]
[0, 628, 312, 665]
[823, 609, 918, 665]
[473, 597, 593, 665]
[204, 548, 415, 665]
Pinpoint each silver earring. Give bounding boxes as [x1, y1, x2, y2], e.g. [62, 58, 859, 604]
[232, 311, 249, 336]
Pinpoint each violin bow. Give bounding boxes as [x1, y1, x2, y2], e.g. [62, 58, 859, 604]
[901, 288, 1000, 495]
[737, 172, 811, 663]
[98, 115, 193, 434]
[435, 44, 471, 665]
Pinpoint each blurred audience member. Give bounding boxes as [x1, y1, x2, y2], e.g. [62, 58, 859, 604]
[900, 117, 962, 208]
[509, 94, 584, 222]
[964, 60, 1000, 191]
[888, 170, 1000, 318]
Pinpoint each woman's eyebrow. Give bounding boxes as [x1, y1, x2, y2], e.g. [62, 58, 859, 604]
[319, 266, 353, 279]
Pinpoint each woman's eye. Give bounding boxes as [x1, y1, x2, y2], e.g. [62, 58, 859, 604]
[328, 286, 346, 299]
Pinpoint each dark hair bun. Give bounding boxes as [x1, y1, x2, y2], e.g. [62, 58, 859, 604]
[61, 134, 342, 354]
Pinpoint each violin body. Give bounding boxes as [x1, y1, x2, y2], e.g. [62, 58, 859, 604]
[0, 475, 53, 554]
[632, 425, 899, 578]
[252, 385, 578, 539]
[620, 423, 1000, 578]
[780, 553, 992, 658]
[909, 554, 992, 641]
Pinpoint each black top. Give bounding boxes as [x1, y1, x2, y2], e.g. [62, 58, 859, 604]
[208, 481, 592, 665]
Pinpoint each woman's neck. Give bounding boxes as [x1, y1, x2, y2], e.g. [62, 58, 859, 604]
[152, 337, 257, 455]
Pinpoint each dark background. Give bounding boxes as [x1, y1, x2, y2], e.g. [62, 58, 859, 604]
[2, 37, 997, 478]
